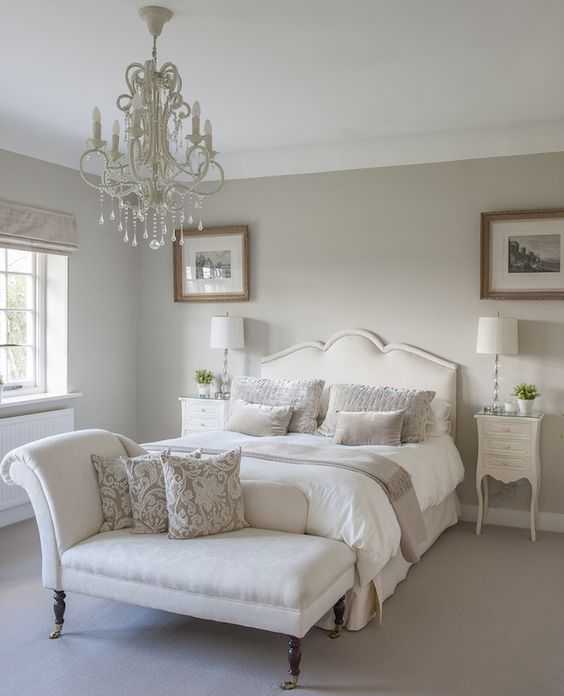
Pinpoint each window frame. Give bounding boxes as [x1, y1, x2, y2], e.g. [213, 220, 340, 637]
[0, 250, 46, 395]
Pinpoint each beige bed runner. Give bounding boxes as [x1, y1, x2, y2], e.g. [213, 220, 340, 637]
[143, 438, 428, 563]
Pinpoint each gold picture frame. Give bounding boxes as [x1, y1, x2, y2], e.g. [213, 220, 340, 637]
[480, 209, 564, 300]
[173, 225, 249, 302]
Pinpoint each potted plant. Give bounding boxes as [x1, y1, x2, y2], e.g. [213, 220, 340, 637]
[195, 369, 214, 397]
[512, 383, 540, 415]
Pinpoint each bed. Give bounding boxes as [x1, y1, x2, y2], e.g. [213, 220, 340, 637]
[147, 328, 465, 630]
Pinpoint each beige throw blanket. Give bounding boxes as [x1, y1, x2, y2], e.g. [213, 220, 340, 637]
[144, 438, 427, 563]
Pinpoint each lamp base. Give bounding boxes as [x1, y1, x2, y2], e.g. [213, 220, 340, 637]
[215, 392, 230, 400]
[482, 404, 506, 415]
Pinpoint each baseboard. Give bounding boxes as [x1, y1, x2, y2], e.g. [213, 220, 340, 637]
[0, 502, 34, 528]
[460, 504, 564, 533]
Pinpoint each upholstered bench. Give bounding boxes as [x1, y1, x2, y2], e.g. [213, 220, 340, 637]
[1, 429, 356, 690]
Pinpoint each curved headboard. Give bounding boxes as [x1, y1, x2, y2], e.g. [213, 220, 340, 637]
[261, 329, 458, 434]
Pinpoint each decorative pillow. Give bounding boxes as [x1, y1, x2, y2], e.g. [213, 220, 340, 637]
[92, 454, 134, 532]
[333, 410, 405, 447]
[425, 399, 452, 437]
[225, 398, 293, 437]
[124, 449, 200, 534]
[230, 376, 324, 434]
[161, 448, 248, 540]
[318, 383, 435, 443]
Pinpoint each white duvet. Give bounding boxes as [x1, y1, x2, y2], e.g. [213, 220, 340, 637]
[148, 432, 464, 586]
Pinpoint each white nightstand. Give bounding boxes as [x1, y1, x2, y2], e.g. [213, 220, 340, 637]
[474, 410, 543, 541]
[179, 396, 229, 436]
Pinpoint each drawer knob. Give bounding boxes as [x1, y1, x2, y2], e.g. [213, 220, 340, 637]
[200, 422, 205, 426]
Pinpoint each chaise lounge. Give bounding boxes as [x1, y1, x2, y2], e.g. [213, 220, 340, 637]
[0, 429, 356, 690]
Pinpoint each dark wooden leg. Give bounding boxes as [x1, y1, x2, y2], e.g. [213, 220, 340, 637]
[49, 590, 66, 639]
[280, 636, 302, 690]
[329, 595, 345, 639]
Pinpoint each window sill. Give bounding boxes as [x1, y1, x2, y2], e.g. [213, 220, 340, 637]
[0, 392, 83, 410]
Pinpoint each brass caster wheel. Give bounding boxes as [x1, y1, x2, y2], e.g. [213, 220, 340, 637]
[49, 624, 63, 640]
[280, 674, 299, 690]
[329, 625, 343, 639]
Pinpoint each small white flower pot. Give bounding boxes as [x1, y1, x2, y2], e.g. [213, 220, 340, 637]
[518, 399, 534, 415]
[197, 384, 210, 397]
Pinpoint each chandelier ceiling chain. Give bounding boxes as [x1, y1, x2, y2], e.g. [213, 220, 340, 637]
[79, 5, 224, 250]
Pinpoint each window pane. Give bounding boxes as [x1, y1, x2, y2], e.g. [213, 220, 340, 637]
[7, 250, 32, 274]
[4, 346, 33, 382]
[0, 250, 6, 272]
[0, 278, 6, 310]
[7, 274, 33, 309]
[7, 310, 31, 344]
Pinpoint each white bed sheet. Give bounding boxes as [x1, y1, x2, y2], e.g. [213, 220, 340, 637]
[147, 432, 464, 587]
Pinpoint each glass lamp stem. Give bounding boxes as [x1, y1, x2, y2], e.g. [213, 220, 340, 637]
[221, 348, 229, 396]
[493, 353, 500, 412]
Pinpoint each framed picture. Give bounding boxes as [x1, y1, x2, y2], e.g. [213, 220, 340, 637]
[480, 209, 564, 300]
[173, 225, 249, 302]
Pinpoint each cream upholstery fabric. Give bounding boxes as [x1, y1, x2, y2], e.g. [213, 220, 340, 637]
[225, 399, 293, 437]
[61, 527, 355, 637]
[333, 410, 405, 446]
[242, 481, 307, 533]
[319, 383, 435, 443]
[0, 429, 135, 588]
[91, 455, 133, 532]
[162, 449, 247, 540]
[230, 376, 324, 433]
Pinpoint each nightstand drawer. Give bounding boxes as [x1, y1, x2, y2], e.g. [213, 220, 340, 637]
[185, 416, 221, 431]
[483, 437, 531, 456]
[483, 420, 531, 439]
[186, 401, 223, 416]
[483, 453, 532, 472]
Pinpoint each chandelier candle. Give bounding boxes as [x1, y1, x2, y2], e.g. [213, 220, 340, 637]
[79, 6, 224, 250]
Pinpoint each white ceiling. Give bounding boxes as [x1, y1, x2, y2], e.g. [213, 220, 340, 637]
[3, 0, 564, 178]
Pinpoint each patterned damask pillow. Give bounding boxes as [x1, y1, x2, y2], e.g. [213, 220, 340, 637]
[161, 448, 248, 540]
[92, 454, 134, 532]
[124, 449, 200, 534]
[230, 376, 325, 433]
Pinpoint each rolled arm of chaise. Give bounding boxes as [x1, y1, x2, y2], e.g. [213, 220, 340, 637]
[0, 429, 134, 589]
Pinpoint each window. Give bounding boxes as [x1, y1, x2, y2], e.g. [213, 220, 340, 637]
[0, 249, 44, 393]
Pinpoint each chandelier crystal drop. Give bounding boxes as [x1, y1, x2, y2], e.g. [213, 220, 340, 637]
[79, 6, 224, 250]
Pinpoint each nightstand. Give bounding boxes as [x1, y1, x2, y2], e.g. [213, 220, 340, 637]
[179, 396, 229, 436]
[474, 411, 543, 541]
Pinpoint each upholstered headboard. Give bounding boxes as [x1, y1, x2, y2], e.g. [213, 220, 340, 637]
[261, 329, 458, 434]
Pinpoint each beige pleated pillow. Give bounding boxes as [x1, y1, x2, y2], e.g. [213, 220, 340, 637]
[333, 410, 405, 447]
[161, 448, 248, 540]
[225, 398, 293, 436]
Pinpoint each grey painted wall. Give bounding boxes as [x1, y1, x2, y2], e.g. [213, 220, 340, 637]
[136, 152, 564, 515]
[0, 149, 137, 439]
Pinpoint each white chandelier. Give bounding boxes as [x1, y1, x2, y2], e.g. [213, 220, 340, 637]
[79, 6, 224, 250]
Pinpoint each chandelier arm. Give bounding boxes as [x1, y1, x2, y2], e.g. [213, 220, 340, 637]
[191, 161, 225, 197]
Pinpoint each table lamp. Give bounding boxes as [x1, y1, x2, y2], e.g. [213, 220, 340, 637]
[476, 313, 518, 413]
[210, 314, 245, 398]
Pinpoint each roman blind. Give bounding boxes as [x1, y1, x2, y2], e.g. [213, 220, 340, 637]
[0, 200, 78, 255]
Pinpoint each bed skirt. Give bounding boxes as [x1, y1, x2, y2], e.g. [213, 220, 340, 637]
[316, 491, 460, 631]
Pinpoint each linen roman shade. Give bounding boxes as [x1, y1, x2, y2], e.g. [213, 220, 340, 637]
[0, 200, 78, 255]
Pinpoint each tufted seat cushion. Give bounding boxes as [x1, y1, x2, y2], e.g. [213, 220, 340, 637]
[61, 527, 356, 637]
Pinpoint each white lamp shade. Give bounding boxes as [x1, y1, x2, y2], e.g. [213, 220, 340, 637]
[210, 315, 245, 349]
[476, 316, 518, 355]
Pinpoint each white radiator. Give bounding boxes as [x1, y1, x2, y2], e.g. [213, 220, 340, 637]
[0, 408, 74, 526]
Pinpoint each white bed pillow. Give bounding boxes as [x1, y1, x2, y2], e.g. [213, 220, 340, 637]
[230, 376, 325, 434]
[225, 398, 293, 437]
[318, 383, 435, 443]
[425, 399, 452, 437]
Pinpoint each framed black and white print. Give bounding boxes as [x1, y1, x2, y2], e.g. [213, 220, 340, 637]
[480, 209, 564, 299]
[173, 225, 249, 302]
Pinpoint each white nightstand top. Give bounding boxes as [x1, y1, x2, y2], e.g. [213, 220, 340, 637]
[475, 410, 544, 420]
[179, 395, 229, 402]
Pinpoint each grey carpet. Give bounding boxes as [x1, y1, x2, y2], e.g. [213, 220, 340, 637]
[1, 519, 563, 696]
